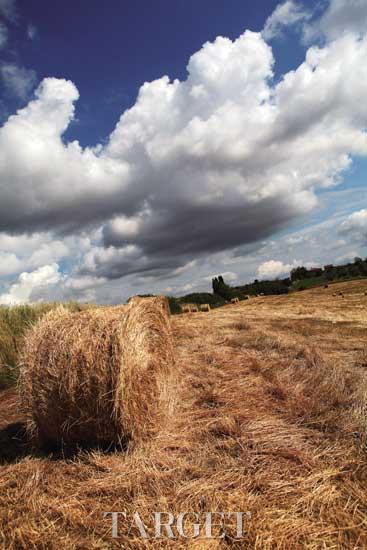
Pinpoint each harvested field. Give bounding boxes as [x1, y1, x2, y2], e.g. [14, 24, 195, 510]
[0, 280, 366, 548]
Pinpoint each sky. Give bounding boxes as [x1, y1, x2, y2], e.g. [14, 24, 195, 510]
[0, 0, 366, 304]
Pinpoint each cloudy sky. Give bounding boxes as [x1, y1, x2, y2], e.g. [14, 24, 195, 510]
[0, 0, 366, 304]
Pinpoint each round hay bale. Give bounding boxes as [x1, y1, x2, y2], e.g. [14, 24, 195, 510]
[19, 296, 174, 451]
[117, 295, 173, 444]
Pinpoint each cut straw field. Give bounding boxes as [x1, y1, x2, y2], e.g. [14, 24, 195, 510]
[0, 280, 367, 549]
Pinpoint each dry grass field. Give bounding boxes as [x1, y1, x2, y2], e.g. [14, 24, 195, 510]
[0, 280, 366, 549]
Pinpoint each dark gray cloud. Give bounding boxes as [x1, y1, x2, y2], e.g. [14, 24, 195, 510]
[96, 196, 298, 280]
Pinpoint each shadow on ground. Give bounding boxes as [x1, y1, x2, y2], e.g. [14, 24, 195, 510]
[0, 422, 30, 464]
[0, 421, 129, 464]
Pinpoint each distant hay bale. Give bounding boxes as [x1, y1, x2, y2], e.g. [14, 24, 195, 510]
[199, 303, 210, 312]
[19, 296, 174, 451]
[180, 303, 199, 313]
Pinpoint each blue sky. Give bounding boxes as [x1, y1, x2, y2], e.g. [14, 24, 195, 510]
[0, 0, 366, 303]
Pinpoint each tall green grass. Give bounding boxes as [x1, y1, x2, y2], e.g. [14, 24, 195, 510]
[0, 302, 85, 390]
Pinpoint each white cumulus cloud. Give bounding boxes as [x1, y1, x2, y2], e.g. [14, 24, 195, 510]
[0, 263, 61, 305]
[257, 259, 299, 279]
[262, 0, 310, 41]
[0, 12, 366, 290]
[339, 209, 367, 244]
[304, 0, 367, 43]
[1, 63, 37, 99]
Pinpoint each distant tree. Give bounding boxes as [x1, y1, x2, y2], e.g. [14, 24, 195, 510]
[212, 275, 232, 300]
[167, 297, 181, 315]
[290, 266, 308, 282]
[308, 268, 323, 278]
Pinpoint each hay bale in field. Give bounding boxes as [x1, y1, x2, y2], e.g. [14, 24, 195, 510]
[19, 296, 174, 451]
[199, 303, 210, 312]
[180, 303, 198, 313]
